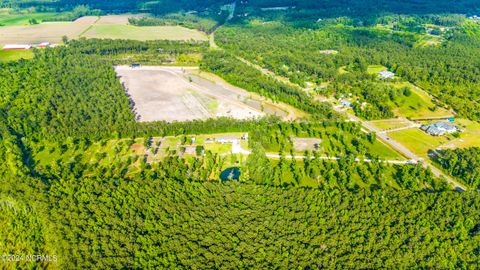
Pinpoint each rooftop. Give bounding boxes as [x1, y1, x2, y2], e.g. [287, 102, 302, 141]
[378, 70, 395, 79]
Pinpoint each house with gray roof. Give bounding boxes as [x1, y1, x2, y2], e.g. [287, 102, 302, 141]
[421, 122, 460, 136]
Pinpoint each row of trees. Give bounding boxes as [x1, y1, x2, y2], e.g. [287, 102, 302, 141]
[200, 50, 338, 119]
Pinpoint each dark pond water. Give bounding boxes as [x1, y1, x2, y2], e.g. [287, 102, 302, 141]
[220, 167, 241, 182]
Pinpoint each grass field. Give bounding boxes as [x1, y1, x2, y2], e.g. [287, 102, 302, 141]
[82, 24, 207, 41]
[367, 65, 387, 75]
[387, 82, 452, 119]
[369, 118, 412, 131]
[33, 133, 248, 176]
[0, 10, 57, 26]
[389, 129, 449, 157]
[0, 49, 34, 62]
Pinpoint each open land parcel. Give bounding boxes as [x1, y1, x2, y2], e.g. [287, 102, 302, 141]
[115, 66, 297, 122]
[0, 14, 207, 45]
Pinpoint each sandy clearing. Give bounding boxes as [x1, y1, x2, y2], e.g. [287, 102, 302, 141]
[115, 66, 265, 122]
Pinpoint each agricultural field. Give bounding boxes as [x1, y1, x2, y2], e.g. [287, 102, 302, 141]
[0, 9, 57, 26]
[0, 16, 98, 44]
[82, 25, 207, 41]
[0, 14, 207, 44]
[115, 66, 294, 122]
[0, 49, 33, 62]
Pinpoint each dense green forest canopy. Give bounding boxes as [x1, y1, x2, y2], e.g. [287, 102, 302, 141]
[433, 148, 480, 189]
[1, 0, 479, 17]
[2, 172, 479, 269]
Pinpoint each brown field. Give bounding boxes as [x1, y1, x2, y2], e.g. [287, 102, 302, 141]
[115, 66, 294, 122]
[0, 15, 206, 44]
[0, 17, 97, 44]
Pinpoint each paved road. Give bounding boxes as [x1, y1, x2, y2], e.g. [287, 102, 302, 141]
[378, 124, 420, 134]
[332, 106, 466, 190]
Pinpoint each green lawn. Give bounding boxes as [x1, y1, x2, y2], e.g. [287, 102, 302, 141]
[0, 12, 57, 26]
[369, 140, 406, 160]
[389, 129, 449, 157]
[367, 65, 387, 75]
[0, 49, 34, 62]
[369, 118, 411, 131]
[82, 25, 208, 41]
[387, 82, 452, 119]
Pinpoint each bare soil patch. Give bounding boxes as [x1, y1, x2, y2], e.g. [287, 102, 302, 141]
[115, 66, 265, 122]
[294, 138, 323, 151]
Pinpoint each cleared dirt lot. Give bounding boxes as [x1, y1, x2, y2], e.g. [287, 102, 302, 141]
[115, 66, 269, 122]
[0, 15, 206, 44]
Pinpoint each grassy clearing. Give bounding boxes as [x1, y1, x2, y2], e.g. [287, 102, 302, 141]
[415, 35, 443, 47]
[367, 65, 387, 75]
[82, 25, 208, 41]
[369, 118, 411, 131]
[0, 49, 34, 62]
[389, 129, 449, 157]
[0, 11, 57, 26]
[387, 82, 452, 119]
[338, 66, 349, 74]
